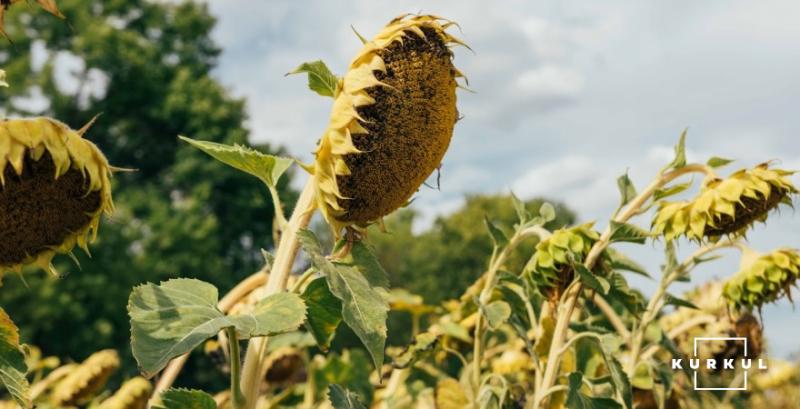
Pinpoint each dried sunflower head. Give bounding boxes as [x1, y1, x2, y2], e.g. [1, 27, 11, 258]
[723, 248, 800, 311]
[312, 14, 466, 236]
[652, 164, 796, 242]
[0, 117, 113, 278]
[526, 223, 600, 300]
[98, 377, 152, 409]
[51, 349, 120, 406]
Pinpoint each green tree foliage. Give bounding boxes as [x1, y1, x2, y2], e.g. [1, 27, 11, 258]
[0, 0, 294, 386]
[369, 194, 575, 304]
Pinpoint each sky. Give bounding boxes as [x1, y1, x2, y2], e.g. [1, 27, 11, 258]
[204, 0, 800, 358]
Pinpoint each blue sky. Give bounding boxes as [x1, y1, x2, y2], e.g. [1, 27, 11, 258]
[205, 0, 800, 358]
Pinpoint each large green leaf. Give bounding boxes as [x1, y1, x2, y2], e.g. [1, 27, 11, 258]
[298, 230, 389, 370]
[301, 277, 343, 351]
[129, 278, 305, 377]
[179, 136, 293, 187]
[328, 384, 367, 409]
[153, 388, 216, 409]
[327, 266, 388, 370]
[0, 308, 30, 409]
[287, 60, 340, 98]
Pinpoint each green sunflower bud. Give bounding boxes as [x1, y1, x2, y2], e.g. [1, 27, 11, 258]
[525, 223, 601, 300]
[652, 164, 796, 241]
[723, 248, 800, 311]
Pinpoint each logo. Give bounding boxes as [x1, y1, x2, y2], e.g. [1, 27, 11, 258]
[670, 337, 768, 391]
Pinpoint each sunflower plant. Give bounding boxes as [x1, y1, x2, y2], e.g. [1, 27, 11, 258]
[2, 8, 800, 409]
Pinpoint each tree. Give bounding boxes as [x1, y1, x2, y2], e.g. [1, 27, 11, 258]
[0, 0, 295, 388]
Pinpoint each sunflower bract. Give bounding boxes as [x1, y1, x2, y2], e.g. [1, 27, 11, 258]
[312, 14, 466, 236]
[0, 117, 113, 278]
[652, 164, 796, 242]
[526, 223, 600, 300]
[723, 248, 800, 311]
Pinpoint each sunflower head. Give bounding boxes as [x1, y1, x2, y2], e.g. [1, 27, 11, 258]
[0, 117, 113, 279]
[99, 377, 152, 409]
[51, 349, 120, 406]
[526, 223, 600, 300]
[652, 164, 796, 242]
[723, 248, 800, 311]
[312, 14, 466, 236]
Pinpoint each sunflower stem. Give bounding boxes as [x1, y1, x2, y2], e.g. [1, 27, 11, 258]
[240, 179, 317, 409]
[227, 327, 246, 409]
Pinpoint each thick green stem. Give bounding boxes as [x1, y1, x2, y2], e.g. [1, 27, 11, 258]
[227, 327, 246, 409]
[241, 179, 317, 409]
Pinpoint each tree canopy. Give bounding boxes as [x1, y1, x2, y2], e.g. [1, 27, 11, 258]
[0, 0, 295, 388]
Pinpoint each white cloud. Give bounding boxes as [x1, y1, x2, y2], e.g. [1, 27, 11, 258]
[206, 0, 800, 357]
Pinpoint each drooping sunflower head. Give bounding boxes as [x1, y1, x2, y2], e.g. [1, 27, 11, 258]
[723, 247, 800, 311]
[51, 349, 120, 406]
[99, 377, 152, 409]
[0, 117, 113, 278]
[312, 14, 466, 236]
[652, 163, 796, 242]
[526, 223, 600, 300]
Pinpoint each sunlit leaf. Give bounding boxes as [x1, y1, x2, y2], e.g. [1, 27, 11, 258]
[706, 156, 734, 168]
[662, 130, 687, 172]
[287, 60, 340, 98]
[607, 248, 650, 278]
[129, 278, 305, 377]
[179, 136, 293, 187]
[540, 202, 556, 222]
[481, 300, 511, 330]
[653, 180, 693, 201]
[617, 172, 637, 208]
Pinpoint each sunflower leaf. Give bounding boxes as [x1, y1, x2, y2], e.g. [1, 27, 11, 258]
[617, 172, 637, 208]
[129, 278, 306, 377]
[301, 277, 342, 351]
[0, 308, 30, 409]
[706, 156, 734, 168]
[153, 388, 216, 409]
[608, 221, 650, 244]
[298, 230, 388, 370]
[179, 136, 293, 187]
[287, 60, 340, 98]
